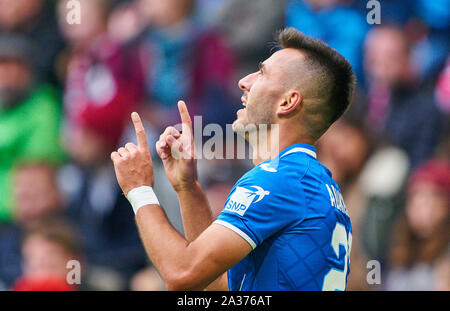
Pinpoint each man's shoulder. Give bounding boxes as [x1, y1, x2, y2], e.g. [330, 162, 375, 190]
[235, 154, 312, 195]
[259, 151, 311, 175]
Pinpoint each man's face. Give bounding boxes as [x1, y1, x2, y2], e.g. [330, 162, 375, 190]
[364, 28, 408, 87]
[0, 59, 32, 108]
[65, 125, 110, 167]
[14, 164, 60, 224]
[22, 235, 72, 278]
[0, 0, 43, 30]
[406, 182, 448, 239]
[233, 48, 303, 133]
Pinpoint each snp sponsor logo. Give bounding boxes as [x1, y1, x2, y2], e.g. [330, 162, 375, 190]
[225, 186, 270, 216]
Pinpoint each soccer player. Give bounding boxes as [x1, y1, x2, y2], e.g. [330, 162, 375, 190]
[111, 28, 355, 291]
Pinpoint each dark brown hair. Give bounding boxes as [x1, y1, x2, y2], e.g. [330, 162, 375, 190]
[390, 216, 449, 267]
[24, 217, 83, 257]
[276, 28, 356, 139]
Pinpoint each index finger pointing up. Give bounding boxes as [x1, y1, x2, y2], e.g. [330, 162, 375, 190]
[178, 100, 192, 130]
[131, 112, 149, 149]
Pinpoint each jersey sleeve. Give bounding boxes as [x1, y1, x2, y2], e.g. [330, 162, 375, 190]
[214, 165, 307, 249]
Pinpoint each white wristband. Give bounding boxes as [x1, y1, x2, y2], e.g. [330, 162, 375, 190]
[127, 186, 160, 214]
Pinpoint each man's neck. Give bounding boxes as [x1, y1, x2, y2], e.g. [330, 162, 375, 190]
[250, 126, 315, 166]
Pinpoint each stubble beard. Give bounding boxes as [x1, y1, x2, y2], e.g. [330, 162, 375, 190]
[232, 101, 275, 138]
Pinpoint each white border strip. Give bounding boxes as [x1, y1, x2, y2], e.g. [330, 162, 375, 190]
[214, 220, 257, 250]
[281, 147, 317, 159]
[239, 274, 246, 291]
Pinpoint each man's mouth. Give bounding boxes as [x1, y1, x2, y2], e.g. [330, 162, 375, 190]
[241, 96, 247, 107]
[236, 95, 248, 119]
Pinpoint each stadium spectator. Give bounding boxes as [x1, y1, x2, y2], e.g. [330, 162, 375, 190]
[13, 163, 63, 225]
[385, 159, 449, 290]
[12, 218, 82, 291]
[0, 0, 65, 84]
[317, 119, 370, 187]
[285, 0, 369, 79]
[356, 0, 449, 81]
[0, 163, 67, 288]
[0, 34, 64, 223]
[363, 25, 444, 169]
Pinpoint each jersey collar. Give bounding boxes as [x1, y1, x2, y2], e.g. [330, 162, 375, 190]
[279, 143, 317, 159]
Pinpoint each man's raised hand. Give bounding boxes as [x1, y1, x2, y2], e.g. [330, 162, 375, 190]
[156, 101, 198, 192]
[111, 112, 154, 196]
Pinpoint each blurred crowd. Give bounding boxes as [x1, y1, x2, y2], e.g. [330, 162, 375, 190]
[0, 0, 448, 291]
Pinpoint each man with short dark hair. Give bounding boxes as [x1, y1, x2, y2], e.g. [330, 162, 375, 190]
[364, 25, 443, 169]
[111, 28, 355, 290]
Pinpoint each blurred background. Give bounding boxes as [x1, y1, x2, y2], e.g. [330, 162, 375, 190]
[0, 0, 448, 291]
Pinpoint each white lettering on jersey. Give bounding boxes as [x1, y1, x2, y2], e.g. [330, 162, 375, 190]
[224, 186, 270, 216]
[326, 184, 349, 216]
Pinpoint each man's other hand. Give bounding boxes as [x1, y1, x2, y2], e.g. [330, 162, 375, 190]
[111, 112, 154, 196]
[156, 100, 198, 192]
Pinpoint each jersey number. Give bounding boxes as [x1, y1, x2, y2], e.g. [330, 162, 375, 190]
[322, 223, 352, 291]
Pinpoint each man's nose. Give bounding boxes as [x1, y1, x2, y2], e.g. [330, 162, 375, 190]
[238, 72, 257, 92]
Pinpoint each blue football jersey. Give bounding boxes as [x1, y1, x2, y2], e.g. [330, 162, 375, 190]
[214, 143, 352, 291]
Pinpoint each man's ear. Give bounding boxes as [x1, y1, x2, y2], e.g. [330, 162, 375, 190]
[277, 90, 302, 117]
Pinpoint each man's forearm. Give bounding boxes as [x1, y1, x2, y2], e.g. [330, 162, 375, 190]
[176, 181, 228, 290]
[176, 181, 214, 242]
[135, 205, 190, 286]
[135, 204, 217, 290]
